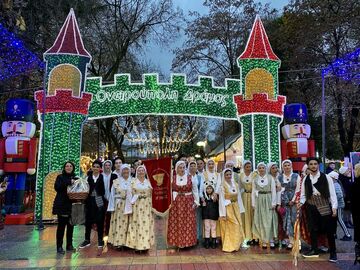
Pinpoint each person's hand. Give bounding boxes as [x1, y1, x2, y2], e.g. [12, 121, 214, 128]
[213, 193, 218, 202]
[276, 205, 280, 211]
[332, 208, 337, 217]
[276, 185, 282, 192]
[271, 206, 276, 210]
[219, 216, 226, 221]
[289, 201, 294, 206]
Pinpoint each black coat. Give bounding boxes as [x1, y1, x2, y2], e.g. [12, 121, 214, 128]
[52, 174, 73, 216]
[202, 194, 219, 221]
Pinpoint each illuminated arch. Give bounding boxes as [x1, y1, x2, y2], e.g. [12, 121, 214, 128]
[48, 64, 81, 96]
[245, 68, 274, 100]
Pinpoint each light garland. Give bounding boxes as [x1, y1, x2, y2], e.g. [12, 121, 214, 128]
[86, 74, 240, 120]
[34, 11, 288, 220]
[0, 23, 43, 81]
[235, 16, 286, 165]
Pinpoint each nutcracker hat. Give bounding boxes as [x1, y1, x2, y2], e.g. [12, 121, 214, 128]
[5, 98, 35, 122]
[284, 103, 308, 124]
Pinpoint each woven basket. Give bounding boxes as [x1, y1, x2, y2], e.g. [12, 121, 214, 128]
[68, 191, 89, 201]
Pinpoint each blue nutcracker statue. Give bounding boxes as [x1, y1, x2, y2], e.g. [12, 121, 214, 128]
[0, 99, 38, 213]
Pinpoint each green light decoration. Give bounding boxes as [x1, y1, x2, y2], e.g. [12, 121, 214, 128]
[86, 74, 240, 120]
[33, 11, 287, 221]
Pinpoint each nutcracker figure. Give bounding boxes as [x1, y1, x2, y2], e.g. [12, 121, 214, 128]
[0, 99, 38, 213]
[281, 103, 315, 172]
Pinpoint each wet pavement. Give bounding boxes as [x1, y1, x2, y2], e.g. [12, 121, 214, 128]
[0, 217, 358, 269]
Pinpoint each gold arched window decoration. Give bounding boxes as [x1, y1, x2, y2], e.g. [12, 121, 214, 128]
[245, 68, 274, 100]
[48, 64, 81, 96]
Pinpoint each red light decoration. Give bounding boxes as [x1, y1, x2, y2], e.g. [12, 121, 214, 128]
[35, 89, 92, 115]
[233, 93, 286, 117]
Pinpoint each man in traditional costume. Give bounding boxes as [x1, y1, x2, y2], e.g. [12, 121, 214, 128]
[300, 157, 338, 263]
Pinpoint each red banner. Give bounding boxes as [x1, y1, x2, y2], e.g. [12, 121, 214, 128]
[142, 157, 172, 215]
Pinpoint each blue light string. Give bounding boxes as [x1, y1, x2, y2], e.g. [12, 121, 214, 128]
[0, 23, 44, 81]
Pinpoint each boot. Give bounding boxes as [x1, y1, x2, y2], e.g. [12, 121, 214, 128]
[211, 238, 217, 249]
[14, 190, 25, 213]
[204, 238, 210, 249]
[4, 189, 14, 213]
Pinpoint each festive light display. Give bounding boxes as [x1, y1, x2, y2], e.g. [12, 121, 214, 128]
[234, 15, 286, 165]
[86, 74, 240, 120]
[34, 9, 92, 221]
[323, 47, 360, 83]
[0, 23, 43, 81]
[34, 11, 287, 220]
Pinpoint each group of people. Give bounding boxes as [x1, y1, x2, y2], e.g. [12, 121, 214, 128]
[52, 155, 360, 264]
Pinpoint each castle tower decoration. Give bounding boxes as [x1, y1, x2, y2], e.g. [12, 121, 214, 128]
[233, 15, 286, 166]
[34, 9, 92, 220]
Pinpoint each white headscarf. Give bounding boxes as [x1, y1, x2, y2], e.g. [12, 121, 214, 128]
[135, 165, 152, 189]
[135, 165, 148, 179]
[256, 162, 266, 174]
[281, 159, 293, 175]
[119, 164, 131, 179]
[102, 160, 113, 172]
[242, 160, 252, 170]
[225, 160, 235, 168]
[267, 162, 278, 176]
[206, 159, 217, 173]
[219, 168, 245, 215]
[175, 160, 187, 175]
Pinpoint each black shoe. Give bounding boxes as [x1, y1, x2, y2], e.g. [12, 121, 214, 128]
[329, 252, 337, 263]
[66, 245, 75, 251]
[79, 240, 91, 249]
[57, 247, 65, 255]
[340, 235, 352, 241]
[211, 238, 217, 249]
[302, 249, 319, 258]
[204, 238, 210, 249]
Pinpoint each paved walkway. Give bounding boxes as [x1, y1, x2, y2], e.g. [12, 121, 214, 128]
[0, 217, 358, 269]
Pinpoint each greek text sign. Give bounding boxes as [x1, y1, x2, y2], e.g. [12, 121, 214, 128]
[85, 73, 240, 119]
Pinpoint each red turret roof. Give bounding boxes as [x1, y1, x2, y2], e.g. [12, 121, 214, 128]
[45, 9, 90, 57]
[239, 15, 279, 61]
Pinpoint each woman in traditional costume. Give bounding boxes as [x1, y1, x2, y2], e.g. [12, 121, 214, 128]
[239, 160, 254, 245]
[125, 165, 154, 251]
[219, 168, 246, 252]
[277, 160, 301, 249]
[167, 161, 200, 248]
[107, 164, 132, 248]
[200, 159, 221, 196]
[188, 161, 203, 242]
[252, 162, 278, 249]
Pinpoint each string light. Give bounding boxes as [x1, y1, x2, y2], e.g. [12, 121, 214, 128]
[86, 74, 240, 120]
[0, 23, 43, 81]
[235, 16, 286, 165]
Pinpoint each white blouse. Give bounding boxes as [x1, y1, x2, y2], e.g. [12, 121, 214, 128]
[107, 177, 132, 213]
[172, 174, 200, 206]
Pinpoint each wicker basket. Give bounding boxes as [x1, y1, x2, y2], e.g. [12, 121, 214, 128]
[67, 191, 89, 201]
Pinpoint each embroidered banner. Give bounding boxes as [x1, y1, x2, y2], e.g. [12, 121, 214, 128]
[142, 157, 172, 215]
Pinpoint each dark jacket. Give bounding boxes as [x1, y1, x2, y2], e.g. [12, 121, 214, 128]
[85, 173, 105, 205]
[339, 174, 352, 209]
[52, 174, 73, 216]
[202, 192, 219, 220]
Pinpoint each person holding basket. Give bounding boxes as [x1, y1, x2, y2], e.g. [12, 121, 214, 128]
[52, 161, 78, 254]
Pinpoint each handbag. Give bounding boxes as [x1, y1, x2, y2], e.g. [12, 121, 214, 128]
[70, 203, 85, 225]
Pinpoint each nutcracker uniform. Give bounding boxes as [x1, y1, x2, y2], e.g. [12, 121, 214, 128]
[0, 99, 38, 213]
